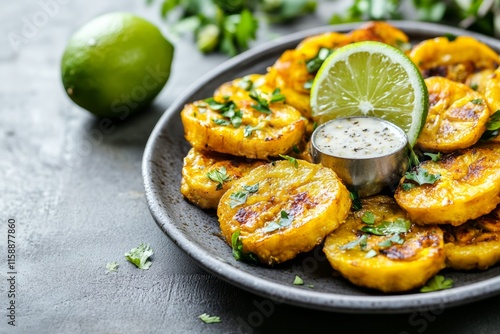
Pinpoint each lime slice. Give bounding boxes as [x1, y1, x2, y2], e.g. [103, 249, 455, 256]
[310, 41, 428, 146]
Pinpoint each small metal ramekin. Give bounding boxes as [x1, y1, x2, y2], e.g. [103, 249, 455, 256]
[310, 116, 409, 197]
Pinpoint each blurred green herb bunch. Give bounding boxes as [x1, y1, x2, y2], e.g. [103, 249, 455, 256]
[148, 0, 316, 56]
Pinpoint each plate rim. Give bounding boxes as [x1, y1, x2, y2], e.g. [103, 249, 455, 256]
[143, 20, 500, 313]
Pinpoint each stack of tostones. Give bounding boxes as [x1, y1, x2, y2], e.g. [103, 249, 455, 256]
[178, 21, 500, 293]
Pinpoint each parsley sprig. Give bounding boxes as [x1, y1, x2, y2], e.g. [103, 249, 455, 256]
[207, 166, 231, 190]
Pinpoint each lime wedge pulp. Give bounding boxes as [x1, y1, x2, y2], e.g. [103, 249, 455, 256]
[310, 41, 428, 147]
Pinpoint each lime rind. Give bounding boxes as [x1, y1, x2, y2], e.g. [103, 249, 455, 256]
[310, 41, 428, 147]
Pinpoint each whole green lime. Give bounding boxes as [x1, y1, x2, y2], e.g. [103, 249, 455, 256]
[61, 12, 174, 118]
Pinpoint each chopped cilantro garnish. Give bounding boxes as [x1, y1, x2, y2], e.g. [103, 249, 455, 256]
[361, 211, 375, 225]
[249, 90, 271, 114]
[482, 110, 500, 140]
[378, 234, 404, 248]
[360, 218, 411, 236]
[105, 261, 119, 274]
[293, 275, 304, 285]
[340, 234, 368, 250]
[470, 83, 478, 91]
[231, 230, 259, 263]
[306, 47, 333, 73]
[443, 33, 457, 41]
[263, 210, 294, 233]
[207, 167, 231, 190]
[199, 313, 221, 324]
[229, 191, 249, 208]
[124, 243, 153, 270]
[269, 88, 286, 103]
[403, 167, 441, 188]
[244, 124, 261, 137]
[279, 154, 298, 168]
[420, 275, 454, 293]
[243, 183, 259, 193]
[292, 145, 300, 154]
[212, 118, 230, 126]
[470, 98, 483, 104]
[204, 97, 242, 127]
[238, 77, 253, 91]
[365, 249, 377, 258]
[423, 152, 441, 162]
[349, 191, 362, 211]
[229, 183, 259, 208]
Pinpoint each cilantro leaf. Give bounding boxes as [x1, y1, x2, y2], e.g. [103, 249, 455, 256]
[238, 77, 253, 91]
[350, 191, 362, 211]
[378, 234, 404, 248]
[365, 249, 377, 258]
[229, 191, 249, 209]
[360, 218, 411, 236]
[306, 47, 333, 73]
[270, 88, 286, 103]
[420, 275, 454, 293]
[207, 166, 231, 190]
[279, 154, 298, 168]
[481, 110, 500, 140]
[204, 97, 242, 128]
[404, 167, 441, 187]
[231, 230, 259, 263]
[124, 243, 153, 270]
[470, 98, 483, 104]
[293, 275, 304, 285]
[263, 210, 294, 233]
[361, 211, 375, 225]
[229, 183, 259, 208]
[198, 313, 221, 324]
[423, 152, 441, 162]
[249, 90, 271, 114]
[401, 183, 416, 191]
[303, 79, 313, 90]
[244, 124, 261, 137]
[105, 261, 119, 274]
[340, 234, 368, 250]
[243, 183, 259, 193]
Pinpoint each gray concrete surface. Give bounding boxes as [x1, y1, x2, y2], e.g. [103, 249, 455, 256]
[2, 0, 500, 333]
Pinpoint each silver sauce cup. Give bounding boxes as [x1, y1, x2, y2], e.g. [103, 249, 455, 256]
[310, 116, 409, 197]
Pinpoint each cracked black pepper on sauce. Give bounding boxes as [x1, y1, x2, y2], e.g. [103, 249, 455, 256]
[313, 117, 406, 159]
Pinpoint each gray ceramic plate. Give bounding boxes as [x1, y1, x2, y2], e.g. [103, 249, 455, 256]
[143, 21, 500, 313]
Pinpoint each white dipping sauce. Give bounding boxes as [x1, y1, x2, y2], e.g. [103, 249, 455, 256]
[313, 117, 407, 159]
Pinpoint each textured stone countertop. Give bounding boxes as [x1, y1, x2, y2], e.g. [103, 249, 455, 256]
[2, 0, 500, 333]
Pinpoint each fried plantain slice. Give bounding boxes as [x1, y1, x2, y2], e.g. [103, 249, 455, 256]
[180, 79, 306, 160]
[180, 148, 266, 209]
[218, 159, 351, 265]
[417, 77, 490, 153]
[323, 196, 445, 292]
[409, 36, 500, 83]
[442, 204, 500, 270]
[394, 145, 500, 226]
